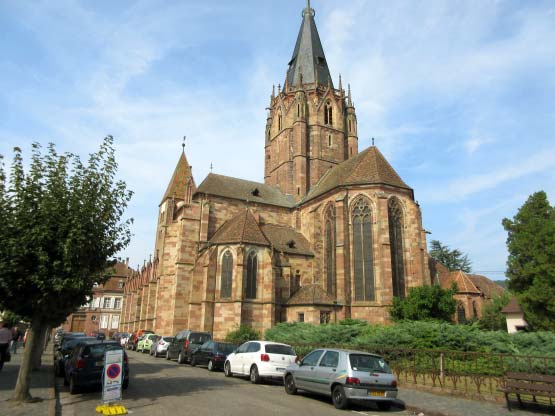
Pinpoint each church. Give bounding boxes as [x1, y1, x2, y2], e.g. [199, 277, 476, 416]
[120, 2, 432, 339]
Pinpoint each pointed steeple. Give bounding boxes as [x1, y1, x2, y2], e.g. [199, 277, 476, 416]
[286, 0, 333, 88]
[160, 149, 196, 205]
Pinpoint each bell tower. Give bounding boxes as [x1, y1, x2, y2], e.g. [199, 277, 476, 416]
[264, 0, 359, 202]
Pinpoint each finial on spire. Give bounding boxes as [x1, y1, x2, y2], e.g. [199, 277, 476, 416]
[303, 0, 314, 17]
[372, 137, 375, 146]
[182, 136, 186, 152]
[347, 84, 352, 105]
[338, 74, 343, 91]
[210, 162, 213, 173]
[278, 83, 281, 94]
[272, 84, 275, 98]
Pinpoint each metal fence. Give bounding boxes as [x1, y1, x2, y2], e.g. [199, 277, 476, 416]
[290, 343, 555, 399]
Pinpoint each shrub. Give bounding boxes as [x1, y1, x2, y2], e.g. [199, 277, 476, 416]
[225, 325, 260, 344]
[390, 284, 457, 322]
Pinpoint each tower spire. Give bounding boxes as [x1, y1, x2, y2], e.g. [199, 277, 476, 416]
[286, 0, 332, 88]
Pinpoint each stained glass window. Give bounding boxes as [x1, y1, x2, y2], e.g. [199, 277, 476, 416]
[246, 251, 258, 299]
[221, 250, 233, 298]
[388, 198, 405, 298]
[352, 198, 375, 301]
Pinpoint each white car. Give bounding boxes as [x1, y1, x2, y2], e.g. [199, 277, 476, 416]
[224, 340, 297, 383]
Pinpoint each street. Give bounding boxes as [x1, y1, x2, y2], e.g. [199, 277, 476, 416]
[57, 350, 411, 416]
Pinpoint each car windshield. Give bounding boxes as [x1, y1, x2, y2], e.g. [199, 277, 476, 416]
[85, 344, 123, 359]
[349, 354, 391, 374]
[265, 344, 295, 356]
[190, 334, 211, 344]
[216, 343, 236, 353]
[163, 337, 174, 342]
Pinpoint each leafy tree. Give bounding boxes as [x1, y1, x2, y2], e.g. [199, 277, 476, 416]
[502, 191, 555, 331]
[0, 137, 132, 402]
[390, 284, 457, 322]
[429, 240, 472, 272]
[478, 292, 511, 331]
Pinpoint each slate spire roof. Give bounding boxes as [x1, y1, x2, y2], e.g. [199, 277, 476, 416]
[286, 1, 333, 88]
[160, 151, 195, 205]
[302, 146, 412, 203]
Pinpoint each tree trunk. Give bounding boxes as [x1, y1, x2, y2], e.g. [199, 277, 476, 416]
[10, 317, 44, 403]
[31, 324, 48, 370]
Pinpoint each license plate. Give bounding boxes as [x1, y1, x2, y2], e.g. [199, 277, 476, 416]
[369, 391, 385, 397]
[95, 361, 104, 367]
[276, 367, 285, 372]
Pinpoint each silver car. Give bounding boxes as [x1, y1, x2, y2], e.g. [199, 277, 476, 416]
[283, 349, 398, 410]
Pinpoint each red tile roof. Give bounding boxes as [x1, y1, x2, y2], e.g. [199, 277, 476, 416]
[286, 284, 336, 306]
[210, 209, 269, 246]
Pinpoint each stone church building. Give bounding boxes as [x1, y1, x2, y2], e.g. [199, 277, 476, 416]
[121, 2, 432, 339]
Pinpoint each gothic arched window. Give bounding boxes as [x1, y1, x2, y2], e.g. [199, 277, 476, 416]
[324, 101, 333, 125]
[278, 110, 283, 131]
[388, 198, 405, 298]
[220, 250, 233, 298]
[457, 302, 466, 323]
[325, 205, 336, 297]
[245, 251, 258, 299]
[352, 197, 375, 301]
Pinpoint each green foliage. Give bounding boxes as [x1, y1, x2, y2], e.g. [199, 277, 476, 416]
[1, 310, 22, 328]
[266, 320, 555, 357]
[502, 191, 555, 331]
[225, 325, 260, 344]
[0, 137, 133, 325]
[390, 284, 457, 322]
[478, 292, 511, 331]
[429, 240, 472, 272]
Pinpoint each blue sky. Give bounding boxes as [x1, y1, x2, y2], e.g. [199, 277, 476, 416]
[1, 0, 554, 281]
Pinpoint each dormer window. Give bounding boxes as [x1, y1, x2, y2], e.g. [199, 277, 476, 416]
[287, 240, 296, 249]
[317, 57, 326, 66]
[251, 188, 260, 197]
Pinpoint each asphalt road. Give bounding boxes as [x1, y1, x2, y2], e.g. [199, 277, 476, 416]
[57, 350, 412, 416]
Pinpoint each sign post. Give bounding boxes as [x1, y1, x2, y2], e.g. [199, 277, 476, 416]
[96, 349, 127, 415]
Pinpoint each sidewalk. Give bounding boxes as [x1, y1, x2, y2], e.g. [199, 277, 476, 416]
[400, 386, 555, 416]
[0, 343, 56, 416]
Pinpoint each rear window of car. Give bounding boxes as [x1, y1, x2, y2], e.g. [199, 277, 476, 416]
[265, 344, 295, 356]
[85, 344, 123, 359]
[163, 337, 174, 342]
[216, 343, 236, 354]
[349, 354, 391, 374]
[189, 333, 211, 344]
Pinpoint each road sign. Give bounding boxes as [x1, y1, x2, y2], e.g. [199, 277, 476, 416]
[102, 349, 124, 403]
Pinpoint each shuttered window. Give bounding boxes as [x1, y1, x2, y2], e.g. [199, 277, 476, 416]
[220, 250, 233, 298]
[352, 198, 375, 301]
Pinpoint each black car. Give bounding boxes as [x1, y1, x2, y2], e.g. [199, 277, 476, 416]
[54, 336, 96, 377]
[166, 330, 212, 364]
[190, 341, 237, 371]
[64, 340, 129, 394]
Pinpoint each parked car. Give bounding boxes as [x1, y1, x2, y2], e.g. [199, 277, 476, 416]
[150, 336, 173, 357]
[166, 330, 212, 364]
[54, 336, 96, 377]
[128, 329, 154, 350]
[224, 341, 297, 383]
[283, 349, 398, 410]
[137, 334, 159, 353]
[64, 340, 129, 394]
[191, 341, 237, 371]
[112, 332, 127, 343]
[89, 331, 106, 340]
[56, 332, 88, 350]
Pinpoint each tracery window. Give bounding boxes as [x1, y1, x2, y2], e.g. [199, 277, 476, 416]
[220, 250, 233, 298]
[388, 198, 405, 298]
[245, 251, 258, 299]
[352, 197, 375, 301]
[325, 205, 336, 297]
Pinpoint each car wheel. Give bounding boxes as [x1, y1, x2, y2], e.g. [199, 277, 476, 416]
[178, 352, 185, 364]
[284, 374, 297, 395]
[69, 377, 79, 395]
[166, 350, 171, 360]
[207, 360, 214, 371]
[224, 362, 232, 377]
[332, 385, 349, 410]
[250, 365, 261, 384]
[190, 356, 197, 367]
[376, 401, 392, 411]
